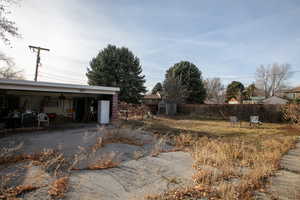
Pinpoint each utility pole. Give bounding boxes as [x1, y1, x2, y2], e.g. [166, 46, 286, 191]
[29, 45, 50, 82]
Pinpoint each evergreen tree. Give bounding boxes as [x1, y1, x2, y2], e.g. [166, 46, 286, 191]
[86, 44, 146, 103]
[165, 61, 206, 103]
[151, 82, 163, 94]
[226, 81, 245, 102]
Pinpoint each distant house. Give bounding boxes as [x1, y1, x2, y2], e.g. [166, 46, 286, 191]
[228, 97, 239, 104]
[262, 96, 288, 105]
[242, 96, 265, 104]
[285, 86, 300, 100]
[143, 92, 161, 104]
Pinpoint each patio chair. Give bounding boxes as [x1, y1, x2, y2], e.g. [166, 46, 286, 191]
[21, 112, 36, 128]
[37, 113, 50, 127]
[249, 116, 262, 127]
[229, 116, 241, 127]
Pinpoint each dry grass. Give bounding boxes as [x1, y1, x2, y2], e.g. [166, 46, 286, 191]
[100, 127, 146, 146]
[150, 137, 168, 157]
[133, 150, 144, 160]
[0, 184, 42, 199]
[134, 116, 300, 137]
[48, 177, 69, 199]
[147, 135, 297, 200]
[141, 116, 299, 200]
[72, 152, 121, 170]
[0, 149, 66, 174]
[1, 116, 298, 199]
[0, 142, 23, 158]
[91, 137, 103, 153]
[103, 137, 144, 146]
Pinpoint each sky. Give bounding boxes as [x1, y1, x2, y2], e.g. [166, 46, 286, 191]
[1, 0, 300, 90]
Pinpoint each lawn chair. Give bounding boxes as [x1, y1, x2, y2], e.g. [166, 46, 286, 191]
[37, 113, 50, 128]
[229, 116, 241, 127]
[249, 116, 262, 127]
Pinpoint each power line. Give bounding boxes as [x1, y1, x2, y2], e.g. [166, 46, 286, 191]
[28, 45, 50, 82]
[43, 64, 85, 76]
[40, 74, 86, 84]
[40, 71, 83, 82]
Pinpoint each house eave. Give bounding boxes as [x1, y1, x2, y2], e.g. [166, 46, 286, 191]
[0, 79, 120, 95]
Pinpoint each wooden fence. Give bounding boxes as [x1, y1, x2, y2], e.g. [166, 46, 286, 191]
[177, 104, 284, 123]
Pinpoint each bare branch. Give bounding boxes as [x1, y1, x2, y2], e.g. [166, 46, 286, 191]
[255, 63, 292, 97]
[204, 78, 225, 104]
[0, 51, 14, 66]
[163, 72, 188, 103]
[0, 0, 21, 45]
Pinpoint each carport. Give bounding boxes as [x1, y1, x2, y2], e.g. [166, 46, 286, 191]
[0, 79, 119, 129]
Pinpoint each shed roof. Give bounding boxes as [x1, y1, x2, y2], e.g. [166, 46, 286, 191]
[0, 79, 120, 95]
[143, 93, 161, 99]
[287, 86, 300, 93]
[262, 96, 288, 105]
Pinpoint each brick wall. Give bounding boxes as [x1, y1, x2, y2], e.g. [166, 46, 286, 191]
[111, 93, 118, 121]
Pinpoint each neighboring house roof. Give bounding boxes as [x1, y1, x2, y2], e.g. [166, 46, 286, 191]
[262, 96, 288, 105]
[242, 96, 265, 104]
[250, 96, 265, 101]
[143, 93, 161, 100]
[228, 97, 238, 102]
[204, 99, 218, 104]
[0, 79, 120, 95]
[228, 98, 239, 104]
[286, 86, 300, 93]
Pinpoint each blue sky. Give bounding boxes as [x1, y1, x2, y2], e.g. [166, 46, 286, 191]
[1, 0, 300, 90]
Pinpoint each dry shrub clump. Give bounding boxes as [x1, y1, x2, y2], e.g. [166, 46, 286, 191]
[72, 152, 121, 170]
[133, 150, 144, 160]
[86, 152, 121, 170]
[9, 149, 69, 178]
[146, 185, 216, 200]
[0, 142, 23, 158]
[35, 149, 69, 175]
[173, 133, 196, 149]
[150, 137, 168, 157]
[48, 177, 69, 199]
[99, 126, 146, 146]
[150, 135, 190, 157]
[91, 137, 103, 153]
[147, 135, 297, 200]
[282, 103, 300, 126]
[0, 148, 68, 177]
[0, 184, 41, 199]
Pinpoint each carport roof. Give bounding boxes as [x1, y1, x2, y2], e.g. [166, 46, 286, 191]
[0, 79, 120, 95]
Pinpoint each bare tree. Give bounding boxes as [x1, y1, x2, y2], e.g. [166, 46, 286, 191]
[0, 52, 23, 79]
[204, 78, 225, 104]
[255, 63, 291, 97]
[0, 65, 24, 79]
[163, 73, 188, 103]
[0, 51, 14, 66]
[0, 0, 21, 45]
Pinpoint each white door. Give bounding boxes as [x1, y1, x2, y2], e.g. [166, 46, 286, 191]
[98, 100, 110, 124]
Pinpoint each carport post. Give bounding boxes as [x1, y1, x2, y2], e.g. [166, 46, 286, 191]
[111, 93, 118, 121]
